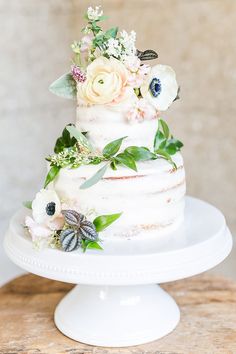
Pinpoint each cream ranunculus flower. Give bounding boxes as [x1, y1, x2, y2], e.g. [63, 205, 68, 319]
[77, 57, 130, 105]
[140, 64, 178, 111]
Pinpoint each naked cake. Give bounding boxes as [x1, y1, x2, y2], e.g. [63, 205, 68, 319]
[23, 6, 185, 252]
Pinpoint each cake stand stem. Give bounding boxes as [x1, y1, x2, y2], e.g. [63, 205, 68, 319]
[54, 283, 180, 347]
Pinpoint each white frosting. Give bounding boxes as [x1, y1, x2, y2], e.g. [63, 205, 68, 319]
[51, 153, 186, 239]
[76, 105, 158, 152]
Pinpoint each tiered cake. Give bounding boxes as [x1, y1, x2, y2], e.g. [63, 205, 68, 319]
[24, 6, 185, 252]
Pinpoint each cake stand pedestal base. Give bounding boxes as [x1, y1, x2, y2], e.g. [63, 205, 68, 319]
[55, 284, 180, 347]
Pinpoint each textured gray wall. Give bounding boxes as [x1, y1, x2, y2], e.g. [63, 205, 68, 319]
[0, 0, 235, 280]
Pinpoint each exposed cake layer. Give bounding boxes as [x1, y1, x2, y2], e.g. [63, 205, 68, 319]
[76, 104, 158, 152]
[51, 153, 186, 239]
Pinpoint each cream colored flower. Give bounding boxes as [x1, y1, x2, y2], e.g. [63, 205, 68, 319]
[141, 65, 178, 111]
[32, 189, 61, 225]
[77, 57, 130, 105]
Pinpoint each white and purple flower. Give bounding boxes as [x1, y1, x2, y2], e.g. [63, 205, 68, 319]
[25, 189, 64, 244]
[32, 189, 62, 225]
[140, 65, 178, 111]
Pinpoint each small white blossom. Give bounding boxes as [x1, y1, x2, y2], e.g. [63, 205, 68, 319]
[106, 38, 122, 57]
[119, 30, 137, 58]
[87, 6, 103, 21]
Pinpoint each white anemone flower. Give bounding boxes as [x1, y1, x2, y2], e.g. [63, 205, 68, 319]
[140, 64, 178, 111]
[32, 189, 61, 224]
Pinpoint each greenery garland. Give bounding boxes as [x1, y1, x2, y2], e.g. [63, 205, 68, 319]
[44, 120, 183, 189]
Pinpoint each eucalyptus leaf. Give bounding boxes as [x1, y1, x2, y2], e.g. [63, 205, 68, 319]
[49, 73, 77, 99]
[115, 153, 137, 171]
[102, 136, 127, 158]
[80, 164, 108, 189]
[44, 165, 60, 188]
[66, 125, 93, 151]
[125, 146, 155, 161]
[23, 201, 32, 209]
[93, 212, 122, 232]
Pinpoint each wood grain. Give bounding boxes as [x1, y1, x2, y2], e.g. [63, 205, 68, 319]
[0, 273, 236, 354]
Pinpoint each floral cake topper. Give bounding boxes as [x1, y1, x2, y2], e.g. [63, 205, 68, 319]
[50, 5, 179, 122]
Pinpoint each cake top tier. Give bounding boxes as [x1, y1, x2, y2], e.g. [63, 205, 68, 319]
[50, 5, 179, 122]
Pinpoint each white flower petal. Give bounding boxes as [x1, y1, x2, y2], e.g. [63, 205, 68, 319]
[32, 189, 61, 224]
[140, 64, 178, 111]
[25, 216, 52, 241]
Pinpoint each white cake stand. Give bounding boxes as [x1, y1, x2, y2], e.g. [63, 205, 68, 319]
[4, 197, 233, 347]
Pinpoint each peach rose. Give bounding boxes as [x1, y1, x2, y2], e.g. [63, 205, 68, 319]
[77, 57, 130, 105]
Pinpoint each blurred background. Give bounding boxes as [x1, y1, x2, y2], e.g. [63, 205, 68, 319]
[0, 0, 235, 284]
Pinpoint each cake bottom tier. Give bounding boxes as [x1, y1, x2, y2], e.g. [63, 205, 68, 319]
[51, 153, 186, 239]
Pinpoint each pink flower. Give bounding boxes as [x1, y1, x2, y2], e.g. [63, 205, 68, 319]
[80, 35, 92, 52]
[126, 98, 158, 123]
[124, 56, 150, 88]
[47, 215, 65, 231]
[25, 214, 64, 242]
[25, 216, 52, 242]
[71, 65, 86, 83]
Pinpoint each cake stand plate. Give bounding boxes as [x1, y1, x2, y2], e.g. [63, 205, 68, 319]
[4, 197, 233, 347]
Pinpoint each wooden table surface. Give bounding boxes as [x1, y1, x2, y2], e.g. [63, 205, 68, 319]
[0, 273, 235, 354]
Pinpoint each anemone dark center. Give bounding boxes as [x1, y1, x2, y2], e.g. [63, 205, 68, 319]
[46, 202, 56, 216]
[149, 77, 162, 97]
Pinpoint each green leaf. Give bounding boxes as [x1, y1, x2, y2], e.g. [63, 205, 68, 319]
[80, 164, 108, 189]
[102, 136, 127, 158]
[114, 153, 137, 171]
[44, 166, 61, 188]
[110, 160, 117, 170]
[97, 15, 109, 21]
[93, 213, 122, 232]
[159, 119, 170, 139]
[156, 149, 177, 169]
[86, 241, 103, 250]
[49, 73, 77, 99]
[105, 27, 118, 38]
[66, 125, 93, 152]
[23, 201, 32, 209]
[168, 138, 184, 150]
[125, 146, 156, 161]
[81, 239, 103, 252]
[154, 130, 166, 151]
[165, 143, 177, 155]
[54, 124, 77, 153]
